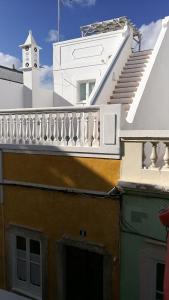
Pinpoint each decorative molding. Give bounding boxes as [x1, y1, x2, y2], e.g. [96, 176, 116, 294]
[72, 45, 104, 60]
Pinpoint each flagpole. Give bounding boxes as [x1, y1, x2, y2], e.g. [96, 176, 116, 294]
[57, 0, 60, 42]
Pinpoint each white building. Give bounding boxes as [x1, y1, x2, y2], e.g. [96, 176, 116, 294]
[0, 15, 169, 300]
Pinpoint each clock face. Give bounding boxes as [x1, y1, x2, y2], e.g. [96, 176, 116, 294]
[34, 47, 37, 52]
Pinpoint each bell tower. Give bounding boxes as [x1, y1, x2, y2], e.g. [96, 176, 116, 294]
[20, 31, 42, 107]
[20, 30, 41, 70]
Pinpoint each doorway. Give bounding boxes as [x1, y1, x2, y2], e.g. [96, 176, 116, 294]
[65, 245, 103, 300]
[56, 238, 112, 300]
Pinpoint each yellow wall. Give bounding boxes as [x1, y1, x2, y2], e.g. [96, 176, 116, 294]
[4, 187, 120, 300]
[3, 152, 120, 191]
[2, 152, 121, 299]
[0, 204, 5, 289]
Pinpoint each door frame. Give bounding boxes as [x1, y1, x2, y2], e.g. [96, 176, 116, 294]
[56, 236, 112, 300]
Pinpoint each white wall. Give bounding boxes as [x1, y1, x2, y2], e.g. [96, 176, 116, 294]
[0, 76, 54, 109]
[53, 29, 129, 105]
[123, 17, 169, 131]
[0, 79, 24, 109]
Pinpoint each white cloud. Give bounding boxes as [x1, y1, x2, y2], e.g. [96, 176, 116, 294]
[62, 0, 96, 7]
[0, 51, 53, 90]
[0, 52, 21, 69]
[46, 30, 59, 43]
[139, 19, 162, 50]
[40, 65, 53, 90]
[46, 29, 64, 43]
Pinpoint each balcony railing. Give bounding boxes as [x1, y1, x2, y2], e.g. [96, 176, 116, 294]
[143, 141, 169, 170]
[0, 108, 99, 147]
[0, 105, 122, 157]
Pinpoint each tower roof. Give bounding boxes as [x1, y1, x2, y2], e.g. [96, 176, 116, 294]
[19, 30, 41, 49]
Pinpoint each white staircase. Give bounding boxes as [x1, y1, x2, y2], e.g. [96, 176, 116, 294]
[108, 49, 153, 111]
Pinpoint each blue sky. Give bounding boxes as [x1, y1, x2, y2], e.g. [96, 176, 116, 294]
[0, 0, 168, 68]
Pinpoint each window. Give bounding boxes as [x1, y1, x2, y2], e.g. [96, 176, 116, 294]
[156, 262, 165, 300]
[8, 226, 47, 300]
[79, 80, 95, 102]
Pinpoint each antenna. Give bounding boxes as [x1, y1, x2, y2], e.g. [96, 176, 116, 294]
[57, 0, 60, 42]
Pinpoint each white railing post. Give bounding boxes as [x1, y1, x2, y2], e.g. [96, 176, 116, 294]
[162, 142, 169, 169]
[84, 113, 89, 147]
[54, 114, 59, 144]
[149, 142, 158, 169]
[68, 113, 75, 146]
[76, 113, 83, 147]
[92, 112, 99, 147]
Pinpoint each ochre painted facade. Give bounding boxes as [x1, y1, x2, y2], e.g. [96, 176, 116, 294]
[3, 152, 120, 191]
[0, 151, 121, 300]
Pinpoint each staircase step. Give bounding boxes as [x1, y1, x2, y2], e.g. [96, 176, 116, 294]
[123, 65, 145, 72]
[120, 72, 143, 78]
[126, 59, 148, 65]
[116, 81, 139, 87]
[124, 64, 146, 70]
[113, 86, 137, 93]
[131, 50, 153, 57]
[109, 97, 133, 104]
[118, 76, 141, 82]
[111, 92, 135, 99]
[128, 57, 149, 63]
[129, 53, 151, 60]
[109, 49, 152, 107]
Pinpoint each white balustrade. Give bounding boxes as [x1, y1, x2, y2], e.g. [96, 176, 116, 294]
[143, 141, 169, 170]
[0, 108, 100, 148]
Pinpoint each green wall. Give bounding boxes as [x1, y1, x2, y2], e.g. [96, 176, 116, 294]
[120, 190, 169, 300]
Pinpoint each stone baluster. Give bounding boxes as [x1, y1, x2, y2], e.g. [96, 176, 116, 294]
[45, 115, 49, 143]
[36, 114, 41, 143]
[60, 114, 65, 146]
[22, 115, 27, 144]
[7, 115, 12, 143]
[25, 115, 31, 144]
[1, 118, 4, 143]
[149, 142, 157, 169]
[3, 116, 7, 143]
[0, 118, 3, 142]
[92, 113, 99, 147]
[68, 113, 75, 146]
[51, 114, 55, 143]
[76, 113, 82, 147]
[37, 116, 42, 144]
[47, 114, 52, 143]
[18, 115, 23, 143]
[142, 142, 147, 169]
[84, 113, 89, 146]
[53, 114, 58, 144]
[11, 116, 15, 143]
[162, 142, 169, 169]
[40, 114, 46, 143]
[32, 115, 37, 144]
[64, 113, 68, 146]
[13, 116, 17, 143]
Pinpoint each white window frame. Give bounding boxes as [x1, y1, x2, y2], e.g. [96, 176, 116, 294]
[78, 80, 96, 103]
[7, 226, 47, 300]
